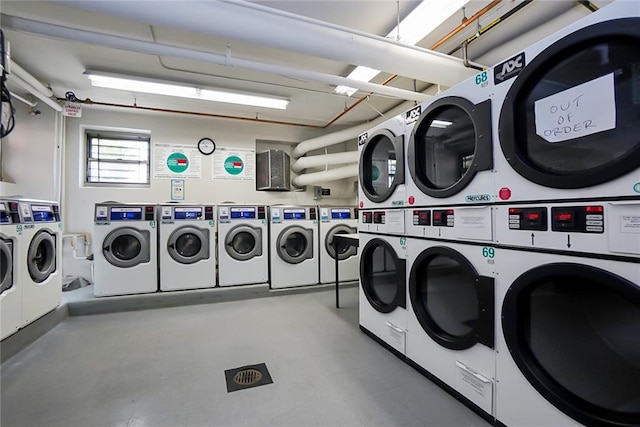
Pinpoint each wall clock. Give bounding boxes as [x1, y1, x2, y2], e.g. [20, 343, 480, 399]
[198, 137, 216, 155]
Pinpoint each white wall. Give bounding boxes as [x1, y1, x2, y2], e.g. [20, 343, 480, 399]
[64, 107, 357, 236]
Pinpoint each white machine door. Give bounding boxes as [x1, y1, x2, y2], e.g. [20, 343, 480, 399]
[277, 225, 313, 265]
[502, 263, 640, 427]
[0, 238, 13, 293]
[499, 18, 640, 189]
[167, 226, 209, 265]
[360, 237, 406, 313]
[27, 230, 56, 283]
[102, 227, 150, 268]
[225, 225, 262, 261]
[325, 224, 357, 260]
[409, 246, 494, 350]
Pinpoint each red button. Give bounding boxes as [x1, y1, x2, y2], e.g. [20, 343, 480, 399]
[499, 187, 512, 200]
[408, 196, 415, 205]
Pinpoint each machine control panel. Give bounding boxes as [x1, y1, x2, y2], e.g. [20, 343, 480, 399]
[283, 208, 306, 220]
[162, 206, 203, 221]
[31, 204, 56, 222]
[412, 209, 431, 226]
[508, 207, 547, 231]
[227, 207, 257, 220]
[309, 207, 317, 220]
[204, 206, 214, 220]
[551, 206, 604, 233]
[330, 208, 351, 219]
[0, 202, 10, 223]
[373, 211, 385, 224]
[432, 209, 454, 227]
[354, 208, 358, 220]
[361, 211, 373, 224]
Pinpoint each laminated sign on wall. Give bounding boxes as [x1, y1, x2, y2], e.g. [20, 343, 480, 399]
[154, 143, 202, 179]
[213, 147, 255, 181]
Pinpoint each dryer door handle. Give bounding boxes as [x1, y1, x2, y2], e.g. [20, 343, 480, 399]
[103, 246, 110, 252]
[168, 243, 175, 249]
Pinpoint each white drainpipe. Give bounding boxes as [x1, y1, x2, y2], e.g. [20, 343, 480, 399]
[3, 16, 429, 102]
[291, 151, 359, 173]
[58, 0, 482, 86]
[292, 164, 359, 188]
[8, 74, 63, 112]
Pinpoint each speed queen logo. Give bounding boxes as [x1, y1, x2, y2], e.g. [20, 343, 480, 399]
[494, 52, 525, 84]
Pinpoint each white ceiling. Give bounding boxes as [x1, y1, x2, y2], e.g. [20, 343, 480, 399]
[1, 0, 609, 131]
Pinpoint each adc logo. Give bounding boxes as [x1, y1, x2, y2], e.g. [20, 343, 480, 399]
[358, 132, 368, 146]
[405, 105, 422, 125]
[494, 52, 525, 84]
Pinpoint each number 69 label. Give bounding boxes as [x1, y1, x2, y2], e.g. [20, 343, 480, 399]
[482, 247, 495, 258]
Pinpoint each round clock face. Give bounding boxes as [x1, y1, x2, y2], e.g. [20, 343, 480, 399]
[198, 138, 216, 155]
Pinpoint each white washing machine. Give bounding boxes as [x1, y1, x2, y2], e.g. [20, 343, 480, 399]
[318, 206, 358, 284]
[0, 200, 22, 340]
[495, 199, 640, 258]
[217, 204, 268, 287]
[359, 232, 408, 355]
[358, 113, 406, 210]
[20, 201, 62, 325]
[158, 204, 216, 291]
[93, 203, 158, 297]
[494, 247, 640, 427]
[358, 207, 405, 235]
[406, 237, 495, 418]
[492, 1, 640, 203]
[406, 69, 495, 208]
[404, 205, 493, 243]
[269, 206, 319, 289]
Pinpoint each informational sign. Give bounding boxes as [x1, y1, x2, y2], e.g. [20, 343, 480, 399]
[171, 179, 185, 201]
[63, 103, 82, 117]
[154, 143, 202, 179]
[213, 147, 255, 181]
[535, 73, 616, 143]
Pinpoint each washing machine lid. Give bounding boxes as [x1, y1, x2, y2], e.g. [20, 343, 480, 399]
[499, 18, 640, 189]
[276, 225, 313, 265]
[167, 226, 209, 265]
[502, 262, 640, 427]
[359, 128, 405, 203]
[324, 224, 357, 261]
[360, 237, 406, 313]
[408, 96, 492, 198]
[102, 227, 150, 268]
[409, 246, 494, 350]
[225, 224, 262, 261]
[27, 230, 56, 283]
[0, 238, 13, 293]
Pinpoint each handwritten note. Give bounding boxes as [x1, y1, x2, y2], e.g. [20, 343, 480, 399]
[535, 73, 616, 143]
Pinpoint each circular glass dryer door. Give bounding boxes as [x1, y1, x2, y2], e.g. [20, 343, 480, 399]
[167, 226, 209, 264]
[325, 224, 357, 260]
[102, 227, 150, 268]
[0, 238, 13, 293]
[276, 226, 313, 264]
[499, 19, 640, 188]
[225, 225, 262, 261]
[359, 129, 405, 203]
[409, 246, 494, 350]
[27, 230, 57, 283]
[360, 238, 406, 313]
[502, 263, 640, 426]
[408, 97, 492, 198]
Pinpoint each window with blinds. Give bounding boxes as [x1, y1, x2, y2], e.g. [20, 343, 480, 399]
[86, 131, 150, 185]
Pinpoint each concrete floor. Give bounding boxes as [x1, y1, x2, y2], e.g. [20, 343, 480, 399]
[1, 287, 489, 427]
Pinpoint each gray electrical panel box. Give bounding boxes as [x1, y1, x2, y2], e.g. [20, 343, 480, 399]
[256, 150, 291, 191]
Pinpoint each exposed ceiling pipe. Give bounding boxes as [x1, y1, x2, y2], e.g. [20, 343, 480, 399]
[8, 74, 63, 112]
[9, 59, 54, 97]
[292, 164, 359, 187]
[9, 92, 38, 108]
[2, 15, 429, 102]
[291, 151, 359, 173]
[58, 0, 483, 86]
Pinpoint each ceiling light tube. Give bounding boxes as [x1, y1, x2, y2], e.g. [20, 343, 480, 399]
[86, 73, 289, 109]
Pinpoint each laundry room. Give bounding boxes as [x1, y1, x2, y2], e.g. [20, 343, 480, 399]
[1, 1, 639, 427]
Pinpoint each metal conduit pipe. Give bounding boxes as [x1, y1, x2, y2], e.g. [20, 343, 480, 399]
[292, 163, 359, 188]
[59, 0, 482, 86]
[8, 74, 63, 112]
[291, 151, 359, 173]
[2, 15, 429, 102]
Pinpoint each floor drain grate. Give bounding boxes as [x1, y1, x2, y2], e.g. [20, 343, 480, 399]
[225, 363, 273, 393]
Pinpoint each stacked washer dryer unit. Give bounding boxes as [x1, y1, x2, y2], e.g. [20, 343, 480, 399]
[269, 205, 319, 289]
[318, 206, 358, 284]
[358, 113, 411, 355]
[158, 204, 216, 291]
[20, 200, 62, 326]
[93, 203, 158, 297]
[490, 2, 640, 426]
[0, 200, 22, 340]
[403, 71, 497, 420]
[217, 204, 269, 287]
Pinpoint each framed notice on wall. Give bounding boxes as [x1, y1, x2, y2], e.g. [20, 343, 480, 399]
[213, 147, 255, 181]
[154, 143, 202, 179]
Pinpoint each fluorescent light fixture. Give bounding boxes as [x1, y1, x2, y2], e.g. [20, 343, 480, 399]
[335, 0, 471, 96]
[431, 119, 453, 128]
[87, 74, 289, 110]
